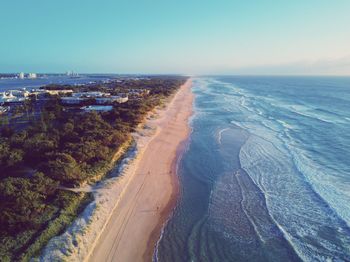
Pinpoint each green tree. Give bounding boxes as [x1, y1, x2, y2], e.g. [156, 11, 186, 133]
[43, 153, 83, 184]
[0, 173, 58, 232]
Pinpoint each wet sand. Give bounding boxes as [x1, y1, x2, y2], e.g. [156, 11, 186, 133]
[88, 79, 193, 262]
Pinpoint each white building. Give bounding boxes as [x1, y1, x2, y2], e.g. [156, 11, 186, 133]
[9, 90, 30, 98]
[66, 71, 79, 77]
[72, 91, 107, 98]
[19, 72, 25, 79]
[61, 91, 127, 106]
[0, 91, 26, 103]
[46, 89, 73, 95]
[28, 73, 37, 79]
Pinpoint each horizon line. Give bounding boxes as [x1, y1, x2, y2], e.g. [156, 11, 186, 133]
[1, 72, 350, 77]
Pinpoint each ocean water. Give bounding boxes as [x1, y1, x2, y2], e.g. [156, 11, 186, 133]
[156, 76, 350, 262]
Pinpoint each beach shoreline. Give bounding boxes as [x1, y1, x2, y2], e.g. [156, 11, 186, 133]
[39, 79, 193, 261]
[144, 138, 190, 261]
[87, 78, 193, 261]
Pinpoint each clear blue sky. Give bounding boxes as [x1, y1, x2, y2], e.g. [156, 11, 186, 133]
[1, 0, 349, 75]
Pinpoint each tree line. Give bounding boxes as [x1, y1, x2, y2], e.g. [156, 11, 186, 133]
[0, 76, 187, 261]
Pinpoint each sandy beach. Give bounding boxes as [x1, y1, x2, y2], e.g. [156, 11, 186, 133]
[86, 79, 193, 262]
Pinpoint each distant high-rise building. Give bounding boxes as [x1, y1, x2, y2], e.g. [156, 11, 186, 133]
[66, 70, 79, 78]
[28, 73, 37, 79]
[19, 72, 25, 79]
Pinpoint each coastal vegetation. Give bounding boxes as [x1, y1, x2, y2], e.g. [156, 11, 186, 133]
[0, 76, 187, 261]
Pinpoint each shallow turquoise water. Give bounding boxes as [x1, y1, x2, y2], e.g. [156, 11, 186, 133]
[156, 76, 350, 262]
